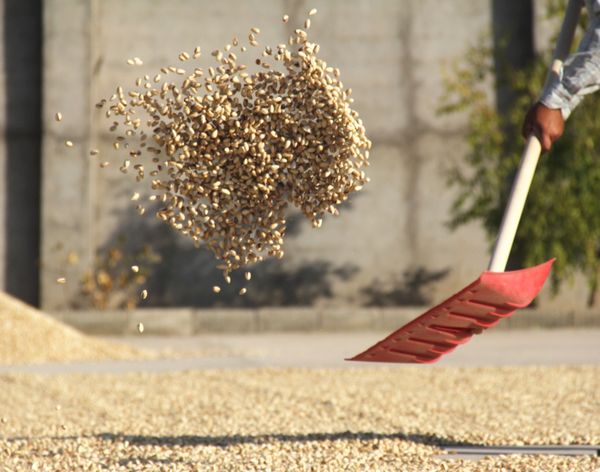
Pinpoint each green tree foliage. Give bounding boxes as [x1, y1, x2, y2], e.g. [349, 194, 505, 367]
[440, 3, 600, 306]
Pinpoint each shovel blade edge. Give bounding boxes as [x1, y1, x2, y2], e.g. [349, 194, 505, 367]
[348, 259, 555, 364]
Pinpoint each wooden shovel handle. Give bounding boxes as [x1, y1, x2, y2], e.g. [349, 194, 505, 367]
[487, 0, 582, 272]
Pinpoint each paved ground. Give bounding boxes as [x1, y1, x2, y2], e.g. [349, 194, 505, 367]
[0, 328, 598, 374]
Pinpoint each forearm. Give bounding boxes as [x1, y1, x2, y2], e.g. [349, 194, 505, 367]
[540, 8, 600, 118]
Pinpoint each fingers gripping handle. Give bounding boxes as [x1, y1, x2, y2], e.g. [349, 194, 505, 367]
[488, 136, 541, 272]
[487, 0, 582, 273]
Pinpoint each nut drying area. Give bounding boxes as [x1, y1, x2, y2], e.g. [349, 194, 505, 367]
[2, 1, 600, 471]
[1, 289, 600, 470]
[0, 366, 598, 471]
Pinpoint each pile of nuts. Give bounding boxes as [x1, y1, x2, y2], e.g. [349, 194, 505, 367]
[97, 9, 371, 276]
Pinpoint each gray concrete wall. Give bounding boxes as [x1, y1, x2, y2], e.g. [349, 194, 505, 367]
[41, 0, 96, 309]
[37, 0, 591, 312]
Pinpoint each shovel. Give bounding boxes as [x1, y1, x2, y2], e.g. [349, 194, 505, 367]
[348, 0, 582, 364]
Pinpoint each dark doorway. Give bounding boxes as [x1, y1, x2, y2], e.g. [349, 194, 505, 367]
[491, 0, 535, 114]
[2, 0, 42, 305]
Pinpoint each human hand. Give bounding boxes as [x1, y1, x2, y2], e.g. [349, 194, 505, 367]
[522, 102, 565, 153]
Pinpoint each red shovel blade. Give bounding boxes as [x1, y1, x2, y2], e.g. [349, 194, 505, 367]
[348, 259, 554, 364]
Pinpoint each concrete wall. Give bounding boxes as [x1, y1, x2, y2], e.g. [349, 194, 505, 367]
[37, 0, 590, 311]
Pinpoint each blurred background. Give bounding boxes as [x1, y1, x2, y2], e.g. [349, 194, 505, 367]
[0, 0, 596, 327]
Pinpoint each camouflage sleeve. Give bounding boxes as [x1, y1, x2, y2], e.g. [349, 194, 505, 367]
[539, 3, 600, 119]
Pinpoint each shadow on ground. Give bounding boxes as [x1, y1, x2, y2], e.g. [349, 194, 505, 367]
[7, 431, 480, 449]
[95, 431, 479, 448]
[6, 431, 480, 467]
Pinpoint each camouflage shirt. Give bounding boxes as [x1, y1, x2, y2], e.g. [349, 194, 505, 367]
[540, 0, 600, 118]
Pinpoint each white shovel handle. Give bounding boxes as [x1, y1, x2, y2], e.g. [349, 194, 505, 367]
[488, 136, 542, 272]
[487, 0, 582, 272]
